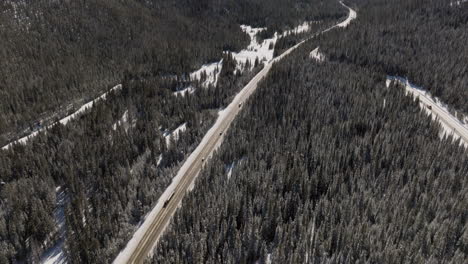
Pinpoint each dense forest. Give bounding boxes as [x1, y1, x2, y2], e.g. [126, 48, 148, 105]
[153, 40, 468, 264]
[151, 0, 468, 263]
[0, 0, 346, 263]
[0, 0, 344, 146]
[1, 0, 467, 263]
[317, 0, 468, 115]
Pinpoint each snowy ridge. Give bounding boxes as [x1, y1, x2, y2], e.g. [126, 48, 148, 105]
[387, 76, 468, 148]
[2, 84, 122, 150]
[226, 162, 235, 180]
[282, 21, 316, 36]
[232, 22, 317, 72]
[189, 21, 318, 85]
[231, 25, 277, 72]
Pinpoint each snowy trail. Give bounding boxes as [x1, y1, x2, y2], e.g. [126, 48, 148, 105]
[2, 84, 122, 150]
[387, 76, 468, 148]
[114, 3, 357, 263]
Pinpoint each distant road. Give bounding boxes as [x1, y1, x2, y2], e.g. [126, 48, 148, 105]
[1, 84, 122, 151]
[115, 2, 357, 264]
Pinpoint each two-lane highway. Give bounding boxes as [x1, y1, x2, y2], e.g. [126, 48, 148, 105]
[389, 77, 468, 146]
[115, 3, 356, 263]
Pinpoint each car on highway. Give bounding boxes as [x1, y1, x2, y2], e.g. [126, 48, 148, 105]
[238, 102, 242, 108]
[427, 105, 432, 110]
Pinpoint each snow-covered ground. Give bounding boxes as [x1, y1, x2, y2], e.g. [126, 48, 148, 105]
[2, 84, 122, 150]
[387, 76, 468, 148]
[163, 123, 187, 146]
[173, 86, 195, 97]
[309, 47, 325, 62]
[40, 187, 68, 264]
[232, 22, 317, 72]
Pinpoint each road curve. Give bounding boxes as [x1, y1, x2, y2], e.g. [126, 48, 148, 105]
[115, 3, 356, 264]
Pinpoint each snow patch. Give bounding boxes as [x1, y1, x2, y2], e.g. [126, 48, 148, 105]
[156, 155, 163, 167]
[112, 110, 129, 131]
[164, 123, 187, 146]
[226, 162, 235, 180]
[173, 86, 195, 97]
[190, 61, 223, 88]
[232, 22, 317, 73]
[309, 47, 325, 62]
[231, 25, 277, 72]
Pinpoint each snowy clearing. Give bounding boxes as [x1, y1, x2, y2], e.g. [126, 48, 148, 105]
[309, 47, 325, 62]
[2, 84, 122, 150]
[189, 21, 318, 85]
[387, 76, 468, 148]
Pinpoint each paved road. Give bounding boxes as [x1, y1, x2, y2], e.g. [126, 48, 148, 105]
[390, 77, 468, 145]
[118, 3, 356, 264]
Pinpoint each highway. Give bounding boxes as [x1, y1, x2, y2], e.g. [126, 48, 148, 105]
[389, 77, 468, 146]
[115, 3, 356, 264]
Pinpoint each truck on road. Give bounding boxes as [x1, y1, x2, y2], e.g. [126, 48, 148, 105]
[163, 192, 175, 208]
